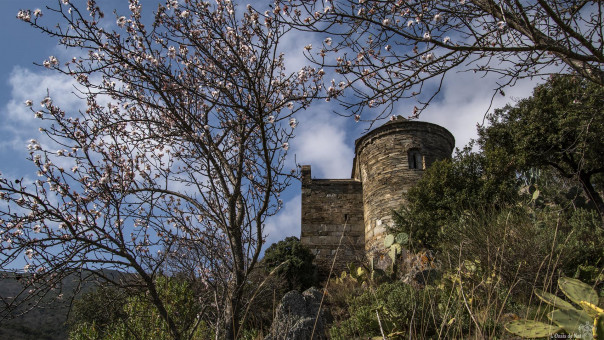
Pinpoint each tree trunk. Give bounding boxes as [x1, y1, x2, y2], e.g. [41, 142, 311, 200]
[224, 278, 243, 340]
[578, 171, 604, 225]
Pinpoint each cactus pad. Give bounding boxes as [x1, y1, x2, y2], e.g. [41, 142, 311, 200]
[388, 244, 402, 262]
[558, 277, 599, 306]
[580, 301, 604, 318]
[595, 314, 604, 339]
[395, 232, 409, 245]
[504, 320, 561, 338]
[356, 266, 365, 278]
[384, 234, 395, 247]
[549, 308, 592, 337]
[535, 289, 575, 310]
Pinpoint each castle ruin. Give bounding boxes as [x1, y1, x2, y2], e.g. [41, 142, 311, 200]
[300, 116, 455, 276]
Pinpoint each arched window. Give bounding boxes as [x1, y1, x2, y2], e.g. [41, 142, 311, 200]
[408, 148, 423, 169]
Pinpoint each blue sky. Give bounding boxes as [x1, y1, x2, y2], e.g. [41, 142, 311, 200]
[0, 1, 542, 254]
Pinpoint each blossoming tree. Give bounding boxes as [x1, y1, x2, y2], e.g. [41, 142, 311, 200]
[281, 0, 603, 119]
[3, 0, 320, 339]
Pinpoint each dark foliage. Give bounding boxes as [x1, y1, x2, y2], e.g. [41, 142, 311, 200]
[479, 75, 604, 219]
[263, 236, 317, 292]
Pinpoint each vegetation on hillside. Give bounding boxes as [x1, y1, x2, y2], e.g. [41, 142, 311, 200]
[329, 74, 604, 338]
[1, 0, 602, 335]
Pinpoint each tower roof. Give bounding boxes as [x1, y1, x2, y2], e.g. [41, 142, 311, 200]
[350, 117, 455, 179]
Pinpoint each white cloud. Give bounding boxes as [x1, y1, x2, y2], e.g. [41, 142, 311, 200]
[422, 72, 543, 150]
[1, 67, 83, 153]
[6, 67, 82, 122]
[291, 105, 354, 179]
[280, 26, 323, 74]
[263, 195, 301, 250]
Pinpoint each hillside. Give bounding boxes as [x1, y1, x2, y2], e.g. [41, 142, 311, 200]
[0, 270, 126, 340]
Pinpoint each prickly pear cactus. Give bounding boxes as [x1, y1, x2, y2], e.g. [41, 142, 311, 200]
[384, 234, 395, 248]
[356, 266, 365, 279]
[558, 277, 599, 306]
[504, 320, 561, 338]
[506, 277, 604, 339]
[549, 308, 593, 339]
[580, 301, 604, 318]
[535, 289, 575, 310]
[395, 232, 409, 245]
[594, 314, 604, 339]
[389, 243, 402, 262]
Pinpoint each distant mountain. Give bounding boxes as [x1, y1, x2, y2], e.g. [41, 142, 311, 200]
[0, 270, 128, 340]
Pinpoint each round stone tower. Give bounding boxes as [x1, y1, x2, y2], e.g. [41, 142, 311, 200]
[352, 116, 455, 260]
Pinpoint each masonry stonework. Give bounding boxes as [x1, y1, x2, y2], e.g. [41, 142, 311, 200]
[300, 166, 365, 278]
[300, 117, 454, 276]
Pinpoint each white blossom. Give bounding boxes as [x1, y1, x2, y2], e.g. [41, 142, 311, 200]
[289, 118, 298, 128]
[282, 142, 289, 150]
[25, 100, 33, 107]
[17, 10, 31, 22]
[423, 32, 431, 40]
[41, 96, 52, 108]
[117, 16, 127, 27]
[421, 52, 434, 61]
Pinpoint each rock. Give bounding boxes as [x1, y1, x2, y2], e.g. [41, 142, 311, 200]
[400, 249, 441, 288]
[264, 287, 329, 340]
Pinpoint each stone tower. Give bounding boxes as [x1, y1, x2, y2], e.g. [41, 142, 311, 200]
[301, 116, 454, 276]
[351, 116, 455, 259]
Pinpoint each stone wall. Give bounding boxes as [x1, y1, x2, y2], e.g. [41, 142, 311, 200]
[300, 118, 454, 274]
[300, 165, 364, 279]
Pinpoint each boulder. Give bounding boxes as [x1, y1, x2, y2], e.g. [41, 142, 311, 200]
[400, 249, 441, 288]
[264, 287, 329, 340]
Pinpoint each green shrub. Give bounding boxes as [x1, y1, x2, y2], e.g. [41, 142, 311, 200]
[69, 277, 213, 340]
[238, 237, 317, 336]
[262, 236, 316, 291]
[392, 146, 518, 250]
[330, 282, 441, 339]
